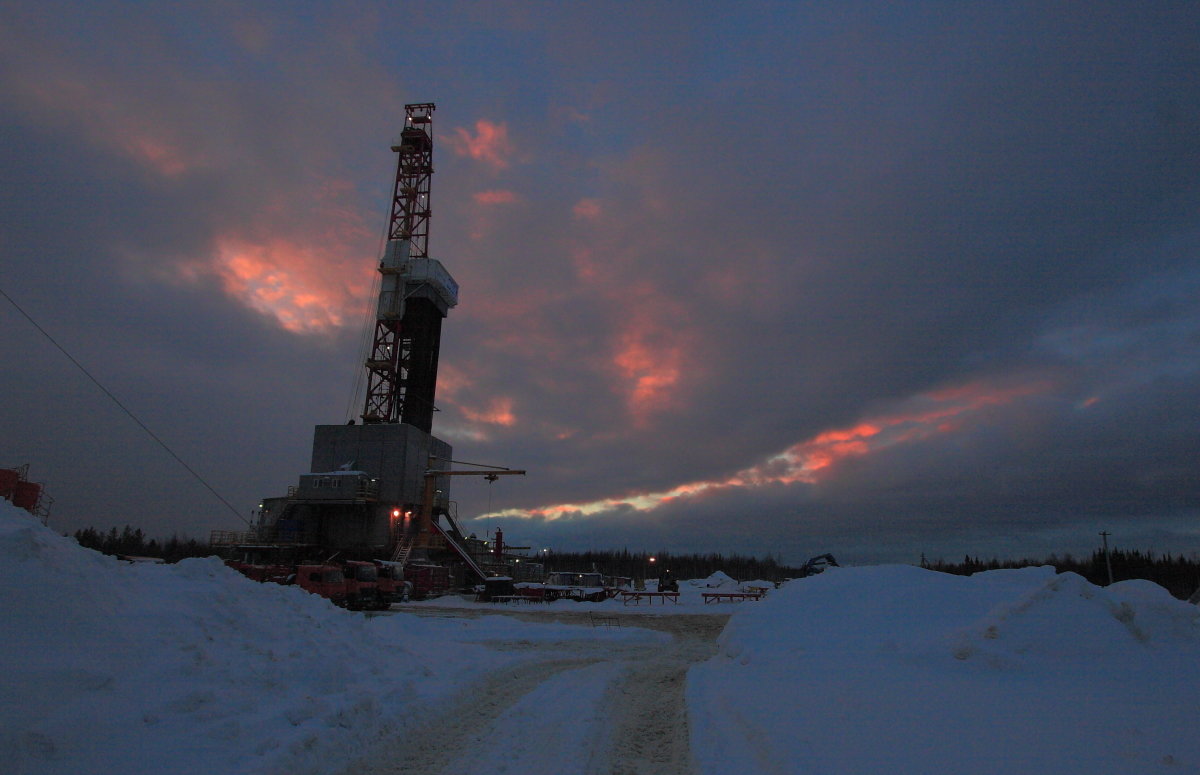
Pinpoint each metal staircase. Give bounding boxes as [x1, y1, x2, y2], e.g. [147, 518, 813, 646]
[390, 523, 418, 565]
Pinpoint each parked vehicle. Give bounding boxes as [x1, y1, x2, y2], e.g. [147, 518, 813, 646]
[293, 564, 348, 606]
[373, 560, 408, 608]
[225, 561, 347, 607]
[405, 563, 450, 599]
[343, 560, 380, 610]
[224, 561, 292, 585]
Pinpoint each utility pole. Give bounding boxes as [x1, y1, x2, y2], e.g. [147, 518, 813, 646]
[1100, 531, 1114, 585]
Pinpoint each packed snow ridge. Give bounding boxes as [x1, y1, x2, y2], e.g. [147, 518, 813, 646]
[2, 501, 1198, 775]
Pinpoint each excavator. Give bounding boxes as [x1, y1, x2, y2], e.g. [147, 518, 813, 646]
[798, 553, 839, 578]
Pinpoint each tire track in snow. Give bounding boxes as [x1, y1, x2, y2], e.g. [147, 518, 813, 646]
[351, 654, 607, 775]
[599, 615, 728, 775]
[347, 609, 728, 775]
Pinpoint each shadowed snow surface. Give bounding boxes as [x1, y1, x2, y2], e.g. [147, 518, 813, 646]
[0, 505, 654, 774]
[689, 564, 1200, 775]
[3, 503, 1199, 774]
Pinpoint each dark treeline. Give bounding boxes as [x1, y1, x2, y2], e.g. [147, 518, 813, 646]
[923, 549, 1200, 601]
[542, 548, 802, 582]
[71, 525, 212, 563]
[69, 525, 1200, 601]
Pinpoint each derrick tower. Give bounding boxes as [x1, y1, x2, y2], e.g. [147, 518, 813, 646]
[362, 102, 458, 431]
[243, 103, 457, 559]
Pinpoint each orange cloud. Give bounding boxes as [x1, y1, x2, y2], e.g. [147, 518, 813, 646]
[473, 189, 519, 205]
[573, 198, 602, 219]
[492, 377, 1055, 522]
[446, 120, 514, 170]
[613, 329, 684, 426]
[4, 65, 200, 179]
[118, 133, 193, 178]
[462, 396, 518, 427]
[197, 236, 369, 334]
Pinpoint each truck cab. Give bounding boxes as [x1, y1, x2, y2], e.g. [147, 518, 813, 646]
[373, 561, 408, 609]
[343, 560, 380, 610]
[294, 564, 348, 606]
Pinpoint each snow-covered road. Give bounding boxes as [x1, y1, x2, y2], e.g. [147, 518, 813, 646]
[10, 506, 1198, 775]
[344, 609, 729, 775]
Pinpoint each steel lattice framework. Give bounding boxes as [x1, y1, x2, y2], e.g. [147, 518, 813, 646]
[361, 103, 443, 429]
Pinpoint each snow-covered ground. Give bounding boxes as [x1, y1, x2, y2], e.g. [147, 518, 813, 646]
[0, 504, 661, 775]
[3, 500, 1199, 774]
[690, 563, 1200, 774]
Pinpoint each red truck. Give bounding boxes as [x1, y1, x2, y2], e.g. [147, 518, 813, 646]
[343, 560, 381, 610]
[293, 564, 348, 606]
[225, 561, 348, 607]
[404, 563, 450, 599]
[373, 561, 409, 609]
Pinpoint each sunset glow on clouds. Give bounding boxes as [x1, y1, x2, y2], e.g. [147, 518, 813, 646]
[193, 236, 371, 334]
[612, 327, 686, 425]
[491, 377, 1055, 522]
[572, 198, 602, 219]
[446, 120, 514, 170]
[4, 3, 1197, 565]
[0, 55, 202, 180]
[462, 396, 518, 427]
[473, 189, 519, 205]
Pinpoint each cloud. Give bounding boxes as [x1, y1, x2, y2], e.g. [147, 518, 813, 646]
[572, 198, 602, 219]
[473, 189, 519, 205]
[3, 2, 1198, 566]
[462, 396, 518, 427]
[192, 236, 365, 334]
[0, 40, 204, 180]
[489, 375, 1056, 522]
[611, 316, 689, 426]
[446, 120, 515, 170]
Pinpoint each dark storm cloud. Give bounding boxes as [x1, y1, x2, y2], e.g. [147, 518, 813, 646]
[1, 2, 1197, 563]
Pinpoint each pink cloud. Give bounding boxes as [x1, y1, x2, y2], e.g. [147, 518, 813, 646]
[3, 67, 201, 178]
[446, 120, 515, 170]
[572, 198, 602, 219]
[462, 397, 518, 427]
[612, 327, 686, 427]
[496, 376, 1057, 521]
[473, 189, 519, 205]
[196, 235, 368, 334]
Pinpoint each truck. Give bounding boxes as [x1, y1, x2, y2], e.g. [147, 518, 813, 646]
[293, 564, 348, 606]
[374, 560, 409, 608]
[225, 560, 348, 607]
[343, 560, 381, 610]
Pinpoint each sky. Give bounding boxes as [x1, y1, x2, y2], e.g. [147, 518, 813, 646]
[1, 1, 1198, 565]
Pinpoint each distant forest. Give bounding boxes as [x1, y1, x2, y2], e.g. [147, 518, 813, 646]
[923, 550, 1200, 601]
[71, 525, 210, 563]
[70, 525, 1200, 601]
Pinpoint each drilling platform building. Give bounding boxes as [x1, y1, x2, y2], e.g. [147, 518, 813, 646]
[247, 103, 458, 558]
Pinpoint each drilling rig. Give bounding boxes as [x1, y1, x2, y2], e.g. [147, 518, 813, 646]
[217, 103, 499, 581]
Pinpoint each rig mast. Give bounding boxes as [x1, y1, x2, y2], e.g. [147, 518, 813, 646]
[362, 102, 458, 431]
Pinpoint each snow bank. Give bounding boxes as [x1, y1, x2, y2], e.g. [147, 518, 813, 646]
[688, 564, 1200, 775]
[0, 504, 648, 775]
[688, 570, 738, 588]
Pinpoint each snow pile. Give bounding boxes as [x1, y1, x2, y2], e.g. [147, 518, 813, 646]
[688, 564, 1200, 775]
[687, 570, 738, 589]
[0, 504, 648, 775]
